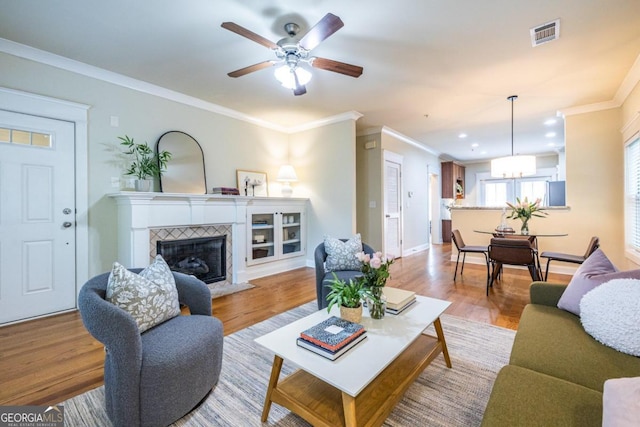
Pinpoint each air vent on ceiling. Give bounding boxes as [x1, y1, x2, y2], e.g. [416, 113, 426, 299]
[530, 19, 560, 47]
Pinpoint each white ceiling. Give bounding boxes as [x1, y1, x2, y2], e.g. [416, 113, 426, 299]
[1, 0, 639, 162]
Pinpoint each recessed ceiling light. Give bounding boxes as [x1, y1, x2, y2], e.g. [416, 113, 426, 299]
[545, 132, 556, 138]
[481, 150, 487, 155]
[547, 142, 555, 147]
[471, 143, 479, 148]
[458, 133, 468, 139]
[544, 119, 557, 126]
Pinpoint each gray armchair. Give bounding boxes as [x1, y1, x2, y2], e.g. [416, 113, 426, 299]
[78, 269, 223, 427]
[314, 240, 376, 310]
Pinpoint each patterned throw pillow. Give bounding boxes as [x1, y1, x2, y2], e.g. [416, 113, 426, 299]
[324, 234, 363, 272]
[106, 255, 181, 333]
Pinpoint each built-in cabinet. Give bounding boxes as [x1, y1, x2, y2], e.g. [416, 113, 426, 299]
[441, 161, 466, 199]
[247, 205, 306, 266]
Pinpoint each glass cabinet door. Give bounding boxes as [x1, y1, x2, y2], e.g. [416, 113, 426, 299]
[249, 212, 275, 263]
[280, 211, 303, 257]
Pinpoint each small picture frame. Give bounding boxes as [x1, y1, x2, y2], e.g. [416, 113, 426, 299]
[236, 170, 268, 197]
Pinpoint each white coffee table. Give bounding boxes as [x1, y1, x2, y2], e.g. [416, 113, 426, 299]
[254, 295, 452, 427]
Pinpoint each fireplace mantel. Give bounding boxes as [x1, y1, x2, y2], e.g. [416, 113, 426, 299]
[109, 192, 309, 283]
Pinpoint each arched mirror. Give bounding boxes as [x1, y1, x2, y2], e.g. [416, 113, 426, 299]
[157, 131, 207, 194]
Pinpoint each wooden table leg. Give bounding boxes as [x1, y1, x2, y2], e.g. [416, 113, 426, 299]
[433, 317, 452, 368]
[261, 355, 284, 422]
[341, 392, 357, 427]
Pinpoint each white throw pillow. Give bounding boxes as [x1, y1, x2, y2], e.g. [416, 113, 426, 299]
[106, 255, 181, 333]
[324, 234, 363, 272]
[603, 377, 640, 427]
[579, 278, 640, 357]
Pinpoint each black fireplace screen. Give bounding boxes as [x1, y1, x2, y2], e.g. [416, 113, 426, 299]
[157, 236, 226, 284]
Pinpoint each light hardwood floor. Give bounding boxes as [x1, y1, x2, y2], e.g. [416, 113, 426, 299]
[0, 243, 570, 407]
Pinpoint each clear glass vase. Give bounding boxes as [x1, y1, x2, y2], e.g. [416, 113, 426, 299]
[367, 287, 387, 319]
[520, 218, 530, 235]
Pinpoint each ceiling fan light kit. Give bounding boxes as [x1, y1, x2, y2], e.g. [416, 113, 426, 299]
[490, 95, 537, 178]
[222, 13, 363, 96]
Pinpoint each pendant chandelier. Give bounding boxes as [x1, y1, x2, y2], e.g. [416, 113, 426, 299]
[490, 95, 536, 178]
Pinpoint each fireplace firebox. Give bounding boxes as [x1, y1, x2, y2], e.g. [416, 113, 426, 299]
[157, 236, 226, 284]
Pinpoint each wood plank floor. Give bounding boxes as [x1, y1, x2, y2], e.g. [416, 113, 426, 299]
[0, 243, 570, 407]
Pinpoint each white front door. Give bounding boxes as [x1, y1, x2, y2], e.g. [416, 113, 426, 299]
[383, 151, 403, 258]
[0, 110, 76, 324]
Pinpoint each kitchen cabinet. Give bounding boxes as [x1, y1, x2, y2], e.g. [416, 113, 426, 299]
[441, 161, 466, 199]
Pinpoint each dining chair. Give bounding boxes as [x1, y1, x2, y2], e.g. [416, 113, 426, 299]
[451, 230, 489, 284]
[540, 236, 599, 281]
[488, 237, 542, 295]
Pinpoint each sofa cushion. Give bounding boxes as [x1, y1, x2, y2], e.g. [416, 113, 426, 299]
[557, 249, 617, 315]
[509, 304, 640, 392]
[324, 234, 363, 272]
[106, 256, 181, 333]
[580, 279, 640, 357]
[602, 377, 640, 427]
[481, 365, 602, 427]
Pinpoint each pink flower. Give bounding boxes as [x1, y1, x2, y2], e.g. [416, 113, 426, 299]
[355, 251, 366, 262]
[369, 257, 382, 269]
[363, 253, 371, 263]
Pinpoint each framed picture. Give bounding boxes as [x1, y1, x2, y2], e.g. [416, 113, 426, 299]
[236, 170, 268, 197]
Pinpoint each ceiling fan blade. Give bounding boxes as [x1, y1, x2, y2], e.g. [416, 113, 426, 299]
[293, 71, 307, 96]
[311, 57, 363, 78]
[227, 61, 275, 78]
[221, 22, 278, 49]
[298, 13, 344, 51]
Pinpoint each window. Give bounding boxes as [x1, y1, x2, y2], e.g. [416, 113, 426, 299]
[625, 136, 640, 260]
[477, 168, 557, 207]
[0, 127, 52, 148]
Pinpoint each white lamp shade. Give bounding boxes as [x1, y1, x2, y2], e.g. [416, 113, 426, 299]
[490, 155, 537, 178]
[277, 165, 298, 182]
[274, 66, 312, 89]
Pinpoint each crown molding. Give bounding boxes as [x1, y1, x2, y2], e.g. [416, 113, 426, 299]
[615, 53, 640, 105]
[557, 99, 620, 118]
[381, 126, 440, 156]
[0, 38, 363, 135]
[286, 111, 363, 134]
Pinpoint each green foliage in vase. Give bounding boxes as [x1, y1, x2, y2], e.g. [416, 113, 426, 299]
[325, 273, 364, 313]
[119, 135, 172, 179]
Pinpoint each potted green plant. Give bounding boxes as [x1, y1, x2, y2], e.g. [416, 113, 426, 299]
[326, 273, 364, 323]
[119, 135, 171, 191]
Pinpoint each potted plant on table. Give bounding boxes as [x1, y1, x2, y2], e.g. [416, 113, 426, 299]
[326, 273, 365, 323]
[119, 135, 171, 191]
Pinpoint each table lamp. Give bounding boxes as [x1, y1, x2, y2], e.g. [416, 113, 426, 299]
[276, 165, 298, 197]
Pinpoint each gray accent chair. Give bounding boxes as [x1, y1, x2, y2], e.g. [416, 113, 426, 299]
[314, 240, 376, 310]
[78, 269, 224, 427]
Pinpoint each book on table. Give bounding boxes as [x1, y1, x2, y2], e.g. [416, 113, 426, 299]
[385, 298, 417, 315]
[299, 316, 366, 352]
[382, 287, 416, 310]
[296, 333, 367, 360]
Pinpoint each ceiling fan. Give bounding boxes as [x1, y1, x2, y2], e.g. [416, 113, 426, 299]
[221, 13, 363, 96]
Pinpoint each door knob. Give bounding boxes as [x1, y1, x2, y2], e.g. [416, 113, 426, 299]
[63, 221, 73, 228]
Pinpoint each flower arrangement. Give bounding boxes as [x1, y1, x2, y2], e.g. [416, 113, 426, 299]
[506, 197, 547, 234]
[356, 251, 394, 318]
[357, 251, 394, 288]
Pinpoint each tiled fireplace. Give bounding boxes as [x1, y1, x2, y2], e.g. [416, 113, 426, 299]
[151, 225, 232, 286]
[110, 193, 251, 284]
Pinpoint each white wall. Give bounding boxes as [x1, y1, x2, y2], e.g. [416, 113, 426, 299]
[0, 51, 359, 276]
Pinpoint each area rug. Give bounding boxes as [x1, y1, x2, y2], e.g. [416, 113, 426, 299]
[208, 282, 255, 299]
[62, 302, 515, 426]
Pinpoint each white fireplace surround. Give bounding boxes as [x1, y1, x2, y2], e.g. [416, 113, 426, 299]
[110, 192, 254, 283]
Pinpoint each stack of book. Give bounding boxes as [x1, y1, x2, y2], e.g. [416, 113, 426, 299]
[383, 287, 417, 315]
[296, 316, 367, 360]
[211, 187, 240, 195]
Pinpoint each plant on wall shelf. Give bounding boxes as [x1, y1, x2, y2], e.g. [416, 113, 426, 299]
[119, 135, 171, 180]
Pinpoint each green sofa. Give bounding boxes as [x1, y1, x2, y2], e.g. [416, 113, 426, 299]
[481, 282, 640, 426]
